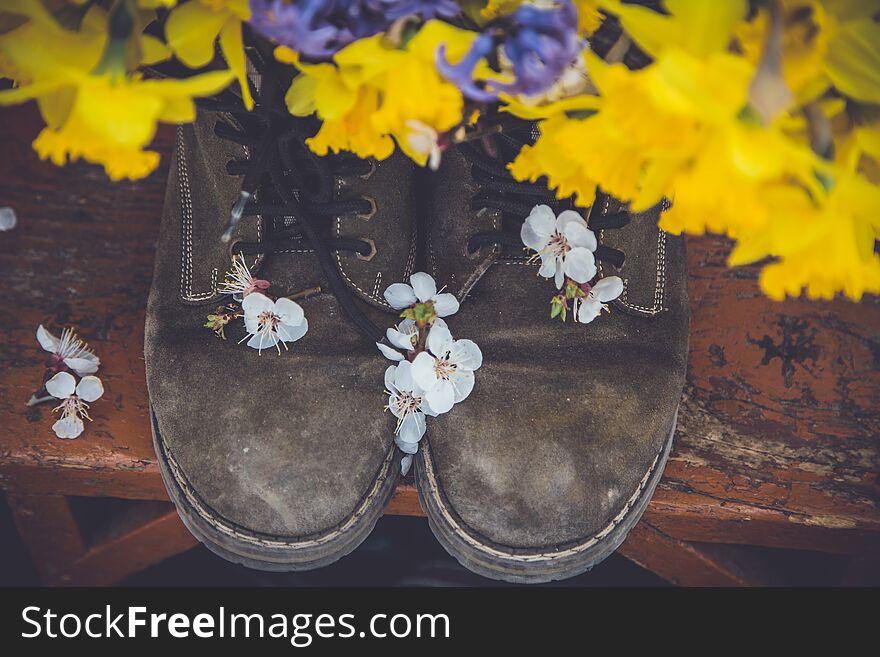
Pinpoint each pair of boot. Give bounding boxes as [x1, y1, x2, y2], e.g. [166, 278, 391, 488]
[145, 84, 688, 583]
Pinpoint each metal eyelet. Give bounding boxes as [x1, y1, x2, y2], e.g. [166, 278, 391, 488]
[356, 195, 377, 220]
[359, 159, 377, 180]
[356, 237, 377, 262]
[226, 237, 242, 258]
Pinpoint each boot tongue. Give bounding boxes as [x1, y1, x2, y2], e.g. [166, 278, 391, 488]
[426, 145, 502, 301]
[592, 194, 671, 317]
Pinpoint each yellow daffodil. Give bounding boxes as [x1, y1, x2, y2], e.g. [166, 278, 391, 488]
[0, 1, 232, 180]
[285, 20, 476, 166]
[165, 0, 252, 108]
[736, 0, 880, 105]
[729, 168, 880, 301]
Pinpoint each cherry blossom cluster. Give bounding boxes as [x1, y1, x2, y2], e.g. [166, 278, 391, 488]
[521, 204, 624, 324]
[377, 272, 482, 474]
[208, 254, 310, 354]
[32, 326, 104, 439]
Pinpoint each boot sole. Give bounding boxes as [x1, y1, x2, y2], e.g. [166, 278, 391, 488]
[151, 408, 399, 572]
[415, 406, 678, 584]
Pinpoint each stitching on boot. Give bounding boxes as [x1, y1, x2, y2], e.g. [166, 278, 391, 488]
[332, 173, 417, 308]
[177, 128, 218, 302]
[177, 124, 263, 303]
[617, 229, 667, 315]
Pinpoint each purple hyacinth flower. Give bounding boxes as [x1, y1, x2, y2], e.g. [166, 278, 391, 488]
[249, 1, 353, 60]
[381, 0, 461, 20]
[249, 0, 463, 61]
[438, 0, 583, 101]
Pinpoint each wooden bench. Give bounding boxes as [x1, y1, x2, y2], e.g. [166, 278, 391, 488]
[1, 105, 878, 585]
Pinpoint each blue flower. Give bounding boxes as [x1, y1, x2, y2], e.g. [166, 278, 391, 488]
[249, 0, 462, 60]
[438, 0, 583, 101]
[381, 0, 461, 20]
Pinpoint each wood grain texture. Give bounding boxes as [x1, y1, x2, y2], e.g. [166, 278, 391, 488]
[1, 104, 878, 559]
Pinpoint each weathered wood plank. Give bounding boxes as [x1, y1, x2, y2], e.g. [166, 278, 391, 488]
[6, 494, 86, 582]
[619, 522, 777, 586]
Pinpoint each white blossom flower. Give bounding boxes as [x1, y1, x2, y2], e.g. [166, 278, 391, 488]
[240, 293, 308, 354]
[521, 204, 597, 289]
[376, 318, 449, 362]
[0, 206, 16, 231]
[36, 325, 100, 376]
[219, 253, 270, 300]
[385, 361, 437, 453]
[411, 322, 482, 414]
[384, 272, 460, 317]
[46, 371, 104, 439]
[406, 120, 442, 171]
[575, 276, 624, 324]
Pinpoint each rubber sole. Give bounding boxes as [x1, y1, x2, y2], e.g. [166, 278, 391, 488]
[151, 409, 400, 572]
[415, 407, 678, 584]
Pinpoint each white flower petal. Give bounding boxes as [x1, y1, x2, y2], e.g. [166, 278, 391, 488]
[384, 283, 418, 309]
[400, 454, 413, 476]
[378, 342, 405, 361]
[273, 297, 305, 327]
[564, 247, 596, 284]
[387, 326, 414, 351]
[243, 313, 261, 335]
[556, 209, 589, 234]
[394, 360, 417, 392]
[52, 415, 84, 439]
[64, 356, 99, 376]
[421, 397, 440, 417]
[246, 331, 280, 351]
[524, 205, 556, 241]
[241, 291, 275, 316]
[411, 352, 438, 391]
[426, 381, 455, 414]
[554, 258, 565, 289]
[385, 365, 398, 392]
[395, 435, 419, 454]
[521, 220, 550, 252]
[409, 272, 437, 302]
[451, 370, 475, 404]
[75, 375, 104, 403]
[562, 219, 597, 251]
[36, 325, 60, 353]
[449, 339, 483, 371]
[591, 276, 624, 303]
[432, 293, 460, 318]
[538, 254, 557, 279]
[397, 411, 426, 444]
[577, 298, 603, 324]
[426, 322, 453, 356]
[277, 318, 309, 343]
[46, 371, 76, 399]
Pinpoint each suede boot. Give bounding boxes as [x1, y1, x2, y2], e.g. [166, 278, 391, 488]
[415, 123, 689, 583]
[145, 79, 418, 569]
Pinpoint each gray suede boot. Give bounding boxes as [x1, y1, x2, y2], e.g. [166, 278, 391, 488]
[145, 87, 418, 569]
[416, 122, 689, 583]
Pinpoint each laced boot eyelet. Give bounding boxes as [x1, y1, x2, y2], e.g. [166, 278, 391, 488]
[359, 159, 376, 180]
[227, 238, 243, 258]
[356, 237, 377, 262]
[356, 195, 377, 221]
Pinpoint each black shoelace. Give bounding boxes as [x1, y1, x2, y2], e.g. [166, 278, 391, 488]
[461, 118, 629, 269]
[199, 51, 386, 343]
